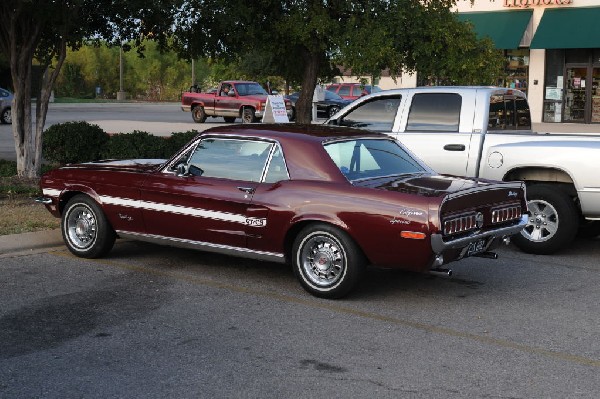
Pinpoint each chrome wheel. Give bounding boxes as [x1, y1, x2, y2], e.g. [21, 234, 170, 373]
[65, 204, 98, 249]
[521, 199, 558, 242]
[299, 232, 346, 287]
[61, 195, 116, 258]
[292, 224, 365, 298]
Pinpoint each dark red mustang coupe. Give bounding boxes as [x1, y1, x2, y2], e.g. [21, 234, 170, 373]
[38, 124, 527, 298]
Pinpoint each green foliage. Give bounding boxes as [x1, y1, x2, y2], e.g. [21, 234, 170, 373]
[41, 122, 199, 165]
[42, 122, 109, 165]
[165, 131, 200, 155]
[103, 131, 168, 159]
[0, 160, 18, 177]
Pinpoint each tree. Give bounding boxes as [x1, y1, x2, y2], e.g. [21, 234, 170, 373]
[0, 0, 177, 178]
[172, 0, 498, 124]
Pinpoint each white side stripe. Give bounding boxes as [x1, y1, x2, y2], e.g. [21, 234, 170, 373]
[99, 195, 249, 225]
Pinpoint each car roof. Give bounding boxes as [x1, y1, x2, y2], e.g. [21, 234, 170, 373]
[200, 123, 384, 144]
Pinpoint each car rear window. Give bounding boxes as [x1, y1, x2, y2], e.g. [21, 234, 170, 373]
[324, 138, 425, 182]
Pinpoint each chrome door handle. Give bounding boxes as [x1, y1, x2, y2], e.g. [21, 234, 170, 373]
[237, 187, 255, 194]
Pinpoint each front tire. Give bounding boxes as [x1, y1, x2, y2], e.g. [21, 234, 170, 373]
[292, 224, 365, 298]
[512, 184, 579, 254]
[328, 105, 340, 118]
[191, 106, 207, 123]
[0, 107, 10, 124]
[61, 195, 116, 258]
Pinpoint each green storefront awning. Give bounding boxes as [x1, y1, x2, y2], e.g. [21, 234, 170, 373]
[457, 10, 533, 49]
[530, 7, 600, 49]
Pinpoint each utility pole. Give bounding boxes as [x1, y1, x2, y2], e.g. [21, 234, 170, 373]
[117, 45, 126, 100]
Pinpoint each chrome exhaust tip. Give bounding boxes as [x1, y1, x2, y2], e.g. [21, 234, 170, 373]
[430, 268, 452, 277]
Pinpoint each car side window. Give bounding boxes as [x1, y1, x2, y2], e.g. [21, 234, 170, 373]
[337, 96, 401, 131]
[263, 145, 289, 183]
[186, 138, 272, 181]
[406, 93, 461, 132]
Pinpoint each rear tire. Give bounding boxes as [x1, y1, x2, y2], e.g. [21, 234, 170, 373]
[192, 106, 207, 123]
[61, 195, 116, 258]
[292, 223, 365, 298]
[328, 105, 340, 118]
[512, 184, 579, 254]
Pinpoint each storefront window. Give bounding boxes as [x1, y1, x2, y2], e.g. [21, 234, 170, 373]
[543, 50, 565, 123]
[501, 50, 529, 93]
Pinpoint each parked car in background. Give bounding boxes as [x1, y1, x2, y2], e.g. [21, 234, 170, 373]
[37, 124, 527, 298]
[326, 83, 382, 100]
[286, 90, 353, 120]
[0, 87, 13, 124]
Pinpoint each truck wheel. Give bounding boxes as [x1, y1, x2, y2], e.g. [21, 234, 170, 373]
[192, 106, 207, 123]
[512, 184, 579, 254]
[292, 223, 365, 298]
[223, 117, 236, 123]
[242, 108, 257, 124]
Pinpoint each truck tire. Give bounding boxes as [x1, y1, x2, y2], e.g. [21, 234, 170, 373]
[192, 105, 207, 123]
[512, 184, 579, 254]
[242, 107, 257, 124]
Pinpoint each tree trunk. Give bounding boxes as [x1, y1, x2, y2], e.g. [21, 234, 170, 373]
[295, 49, 321, 125]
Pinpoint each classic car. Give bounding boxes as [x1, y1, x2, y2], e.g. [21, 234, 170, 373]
[37, 124, 528, 298]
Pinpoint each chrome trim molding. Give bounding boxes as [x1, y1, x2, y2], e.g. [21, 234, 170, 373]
[116, 230, 285, 263]
[431, 215, 528, 254]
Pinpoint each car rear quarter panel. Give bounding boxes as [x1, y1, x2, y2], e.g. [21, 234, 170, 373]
[247, 180, 438, 271]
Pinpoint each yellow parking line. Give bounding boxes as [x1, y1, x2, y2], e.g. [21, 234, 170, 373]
[53, 251, 600, 368]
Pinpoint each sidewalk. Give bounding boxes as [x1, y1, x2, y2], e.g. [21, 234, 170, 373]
[0, 229, 63, 257]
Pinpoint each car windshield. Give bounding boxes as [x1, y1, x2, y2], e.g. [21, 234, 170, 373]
[324, 138, 426, 182]
[235, 83, 268, 96]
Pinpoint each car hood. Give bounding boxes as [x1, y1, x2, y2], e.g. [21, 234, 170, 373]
[353, 173, 511, 198]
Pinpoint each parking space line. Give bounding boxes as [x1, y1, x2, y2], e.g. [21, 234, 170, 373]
[53, 250, 600, 369]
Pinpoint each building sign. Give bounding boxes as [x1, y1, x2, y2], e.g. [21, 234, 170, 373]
[504, 0, 572, 7]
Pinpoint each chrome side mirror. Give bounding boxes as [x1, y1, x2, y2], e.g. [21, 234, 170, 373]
[176, 163, 190, 177]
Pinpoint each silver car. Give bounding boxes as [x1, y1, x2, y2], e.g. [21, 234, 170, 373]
[0, 87, 13, 124]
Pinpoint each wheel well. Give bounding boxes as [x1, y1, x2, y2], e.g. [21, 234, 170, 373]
[504, 167, 573, 185]
[57, 191, 90, 215]
[283, 220, 368, 264]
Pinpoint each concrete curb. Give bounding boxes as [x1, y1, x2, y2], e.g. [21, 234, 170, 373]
[0, 229, 63, 256]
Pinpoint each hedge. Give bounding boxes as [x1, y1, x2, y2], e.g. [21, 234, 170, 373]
[42, 122, 199, 165]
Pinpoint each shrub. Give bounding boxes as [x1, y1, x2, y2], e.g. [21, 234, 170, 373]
[164, 130, 200, 157]
[42, 121, 109, 165]
[103, 130, 169, 159]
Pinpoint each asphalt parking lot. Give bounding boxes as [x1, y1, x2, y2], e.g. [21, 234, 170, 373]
[1, 234, 600, 398]
[1, 103, 600, 397]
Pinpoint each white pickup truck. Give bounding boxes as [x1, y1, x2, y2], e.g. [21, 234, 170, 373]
[326, 86, 600, 254]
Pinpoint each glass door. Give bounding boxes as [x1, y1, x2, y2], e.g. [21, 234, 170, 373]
[592, 68, 600, 123]
[563, 67, 587, 122]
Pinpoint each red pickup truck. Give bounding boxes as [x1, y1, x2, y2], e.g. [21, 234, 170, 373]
[181, 80, 292, 123]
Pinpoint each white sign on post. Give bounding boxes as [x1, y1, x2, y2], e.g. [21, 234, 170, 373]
[262, 95, 290, 123]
